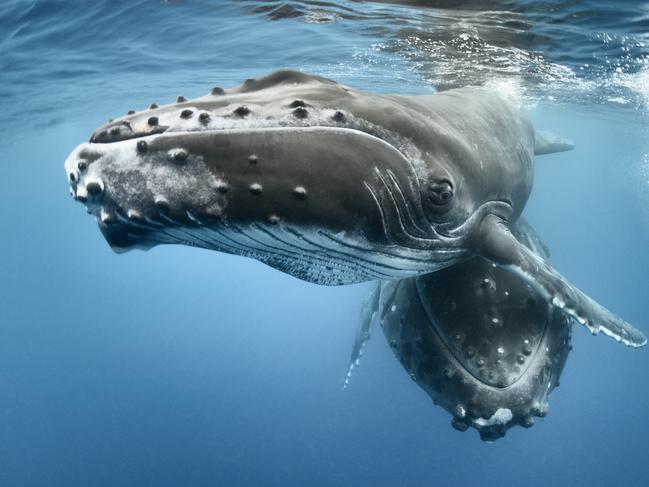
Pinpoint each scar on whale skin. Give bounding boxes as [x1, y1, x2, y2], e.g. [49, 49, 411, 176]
[64, 69, 645, 348]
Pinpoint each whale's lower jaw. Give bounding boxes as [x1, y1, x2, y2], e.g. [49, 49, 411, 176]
[100, 214, 460, 285]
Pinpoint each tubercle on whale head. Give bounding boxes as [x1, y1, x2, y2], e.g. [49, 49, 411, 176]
[87, 70, 348, 145]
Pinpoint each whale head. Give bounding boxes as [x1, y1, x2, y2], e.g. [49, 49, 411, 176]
[64, 70, 529, 284]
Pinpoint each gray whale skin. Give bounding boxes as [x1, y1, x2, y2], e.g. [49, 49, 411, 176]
[64, 69, 645, 348]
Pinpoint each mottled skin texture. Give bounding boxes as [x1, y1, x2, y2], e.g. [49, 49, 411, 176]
[64, 70, 645, 347]
[352, 220, 571, 441]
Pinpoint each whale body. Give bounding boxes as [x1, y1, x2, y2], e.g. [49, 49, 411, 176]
[64, 70, 646, 347]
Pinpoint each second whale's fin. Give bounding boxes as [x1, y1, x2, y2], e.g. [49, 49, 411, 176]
[534, 130, 575, 155]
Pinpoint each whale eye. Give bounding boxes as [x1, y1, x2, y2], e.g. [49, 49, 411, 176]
[427, 180, 454, 207]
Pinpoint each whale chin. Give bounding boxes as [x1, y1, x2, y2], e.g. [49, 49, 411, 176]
[97, 222, 156, 253]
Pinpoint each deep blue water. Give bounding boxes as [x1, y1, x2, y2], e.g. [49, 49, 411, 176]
[1, 1, 649, 486]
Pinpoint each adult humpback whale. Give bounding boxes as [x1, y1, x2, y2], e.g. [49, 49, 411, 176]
[347, 220, 571, 441]
[64, 70, 646, 347]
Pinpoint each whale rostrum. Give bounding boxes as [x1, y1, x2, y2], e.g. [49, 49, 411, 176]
[64, 70, 646, 348]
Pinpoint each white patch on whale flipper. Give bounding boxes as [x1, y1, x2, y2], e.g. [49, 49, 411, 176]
[473, 408, 514, 428]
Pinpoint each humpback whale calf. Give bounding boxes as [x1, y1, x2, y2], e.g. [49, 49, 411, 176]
[64, 70, 646, 347]
[347, 220, 571, 441]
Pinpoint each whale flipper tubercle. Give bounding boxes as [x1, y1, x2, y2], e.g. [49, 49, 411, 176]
[477, 214, 646, 347]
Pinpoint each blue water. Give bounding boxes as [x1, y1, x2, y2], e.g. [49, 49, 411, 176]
[1, 1, 649, 486]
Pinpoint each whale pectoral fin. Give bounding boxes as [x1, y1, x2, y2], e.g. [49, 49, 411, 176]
[343, 282, 381, 390]
[511, 217, 550, 259]
[476, 214, 647, 348]
[534, 130, 575, 155]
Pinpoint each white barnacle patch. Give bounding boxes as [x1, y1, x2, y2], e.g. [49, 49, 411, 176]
[75, 184, 88, 201]
[454, 404, 467, 419]
[127, 209, 143, 221]
[473, 408, 513, 428]
[100, 208, 113, 224]
[64, 135, 228, 229]
[551, 296, 566, 309]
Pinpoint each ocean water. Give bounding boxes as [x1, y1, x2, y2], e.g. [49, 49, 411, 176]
[1, 1, 648, 486]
